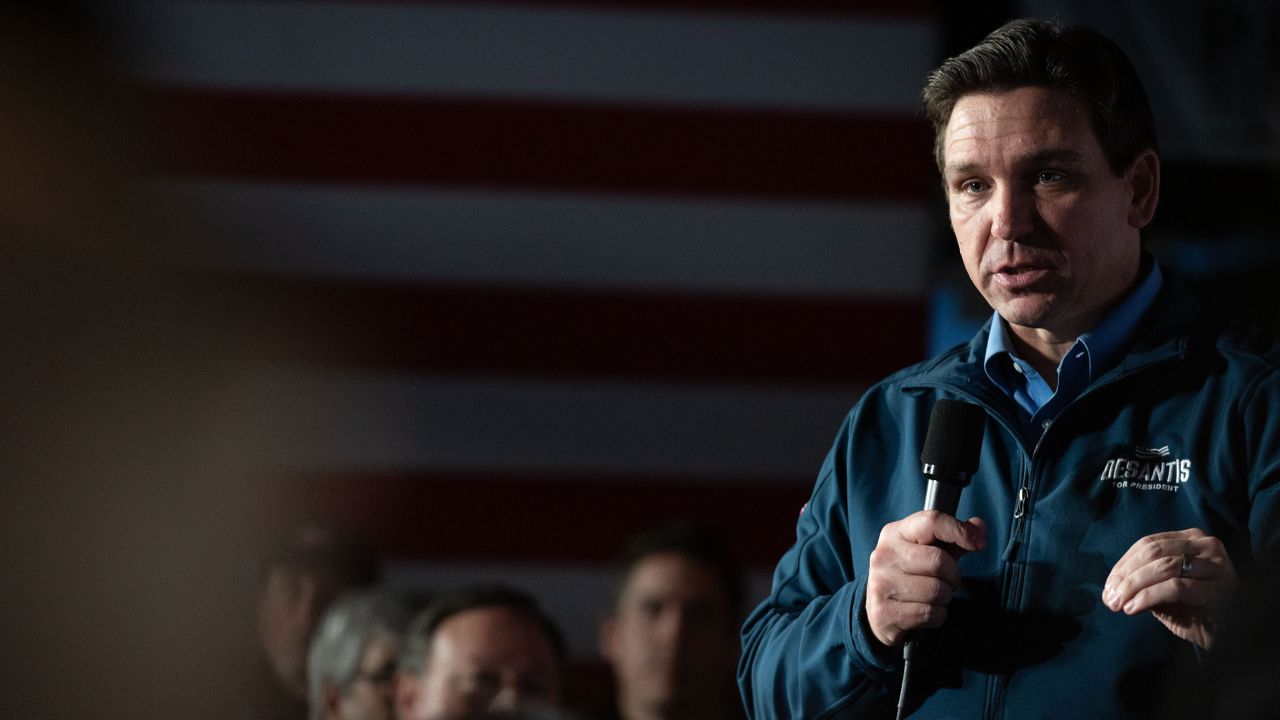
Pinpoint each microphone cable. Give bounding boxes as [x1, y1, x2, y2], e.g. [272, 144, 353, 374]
[895, 638, 917, 720]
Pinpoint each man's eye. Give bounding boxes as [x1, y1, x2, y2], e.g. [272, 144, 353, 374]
[1037, 170, 1064, 184]
[462, 671, 503, 695]
[960, 179, 986, 194]
[518, 678, 552, 698]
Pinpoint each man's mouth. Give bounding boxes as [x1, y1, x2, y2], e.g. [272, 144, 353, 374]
[992, 263, 1053, 290]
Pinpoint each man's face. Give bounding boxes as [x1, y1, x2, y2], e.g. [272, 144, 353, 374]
[600, 553, 739, 716]
[405, 606, 560, 720]
[943, 86, 1157, 341]
[328, 635, 399, 720]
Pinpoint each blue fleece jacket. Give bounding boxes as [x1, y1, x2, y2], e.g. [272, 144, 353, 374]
[739, 270, 1280, 719]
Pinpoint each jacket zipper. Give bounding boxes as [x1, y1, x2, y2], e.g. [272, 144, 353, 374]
[986, 474, 1031, 720]
[909, 355, 1186, 720]
[904, 386, 1032, 720]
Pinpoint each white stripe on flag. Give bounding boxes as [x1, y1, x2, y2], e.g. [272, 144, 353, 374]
[124, 0, 936, 111]
[234, 365, 858, 480]
[156, 180, 935, 298]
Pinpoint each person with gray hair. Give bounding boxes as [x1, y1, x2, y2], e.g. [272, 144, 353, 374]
[308, 590, 410, 720]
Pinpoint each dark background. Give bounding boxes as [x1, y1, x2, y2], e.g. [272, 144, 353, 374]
[1, 1, 1275, 717]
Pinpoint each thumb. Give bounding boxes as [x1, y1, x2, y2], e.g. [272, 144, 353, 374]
[948, 515, 987, 555]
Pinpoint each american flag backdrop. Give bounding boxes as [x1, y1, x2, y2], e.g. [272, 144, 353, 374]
[118, 0, 948, 660]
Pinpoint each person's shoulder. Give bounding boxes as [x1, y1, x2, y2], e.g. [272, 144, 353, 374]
[1160, 298, 1280, 407]
[1210, 316, 1280, 363]
[829, 340, 983, 440]
[864, 338, 980, 399]
[1174, 285, 1280, 372]
[1154, 265, 1280, 369]
[1208, 318, 1280, 392]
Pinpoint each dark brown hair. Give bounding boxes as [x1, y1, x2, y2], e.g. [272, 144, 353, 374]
[610, 523, 745, 618]
[399, 584, 566, 675]
[922, 18, 1159, 176]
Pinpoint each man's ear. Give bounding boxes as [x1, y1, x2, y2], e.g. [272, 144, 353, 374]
[320, 681, 343, 719]
[1126, 149, 1160, 230]
[598, 614, 618, 662]
[394, 672, 418, 720]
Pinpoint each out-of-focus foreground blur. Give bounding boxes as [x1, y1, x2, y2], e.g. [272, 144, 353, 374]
[2, 1, 1275, 717]
[0, 4, 276, 717]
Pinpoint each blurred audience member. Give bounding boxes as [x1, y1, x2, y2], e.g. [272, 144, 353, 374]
[246, 521, 382, 720]
[455, 709, 585, 720]
[396, 584, 566, 720]
[308, 590, 411, 720]
[599, 525, 745, 720]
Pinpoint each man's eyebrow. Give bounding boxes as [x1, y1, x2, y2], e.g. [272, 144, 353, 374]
[944, 149, 1087, 177]
[943, 162, 980, 178]
[1020, 148, 1086, 167]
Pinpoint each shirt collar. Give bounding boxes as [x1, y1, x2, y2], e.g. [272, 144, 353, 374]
[1075, 258, 1163, 378]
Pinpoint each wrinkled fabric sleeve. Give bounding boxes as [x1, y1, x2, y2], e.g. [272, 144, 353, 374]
[1244, 363, 1280, 555]
[738, 412, 899, 719]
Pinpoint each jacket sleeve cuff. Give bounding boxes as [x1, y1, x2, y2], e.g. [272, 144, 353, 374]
[846, 573, 899, 679]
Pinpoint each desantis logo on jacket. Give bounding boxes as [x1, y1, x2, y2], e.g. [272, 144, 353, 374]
[1099, 445, 1192, 493]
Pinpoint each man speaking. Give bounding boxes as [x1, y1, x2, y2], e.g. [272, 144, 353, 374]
[738, 18, 1280, 719]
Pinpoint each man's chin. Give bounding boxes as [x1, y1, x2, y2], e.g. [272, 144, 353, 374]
[991, 295, 1060, 330]
[635, 678, 682, 710]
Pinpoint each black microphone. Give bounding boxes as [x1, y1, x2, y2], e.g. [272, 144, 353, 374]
[896, 399, 986, 720]
[920, 398, 986, 515]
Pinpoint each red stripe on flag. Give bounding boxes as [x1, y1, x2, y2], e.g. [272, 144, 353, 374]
[149, 89, 937, 202]
[265, 469, 815, 567]
[217, 274, 927, 386]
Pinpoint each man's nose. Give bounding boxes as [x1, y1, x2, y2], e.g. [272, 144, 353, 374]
[490, 683, 547, 714]
[990, 185, 1035, 241]
[489, 684, 521, 712]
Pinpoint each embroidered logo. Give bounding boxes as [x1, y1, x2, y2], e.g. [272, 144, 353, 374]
[1099, 445, 1191, 492]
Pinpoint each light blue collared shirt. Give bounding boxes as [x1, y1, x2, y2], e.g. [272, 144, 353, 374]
[983, 260, 1163, 438]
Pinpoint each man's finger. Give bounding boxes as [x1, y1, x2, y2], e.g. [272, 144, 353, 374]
[895, 510, 987, 552]
[1104, 533, 1230, 611]
[894, 543, 963, 588]
[1104, 529, 1206, 592]
[883, 573, 955, 608]
[873, 601, 952, 646]
[1120, 577, 1218, 616]
[1105, 552, 1188, 611]
[952, 515, 987, 555]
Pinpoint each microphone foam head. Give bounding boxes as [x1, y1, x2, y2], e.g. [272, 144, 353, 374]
[920, 399, 986, 473]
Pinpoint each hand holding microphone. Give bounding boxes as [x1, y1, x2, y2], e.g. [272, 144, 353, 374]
[866, 399, 987, 649]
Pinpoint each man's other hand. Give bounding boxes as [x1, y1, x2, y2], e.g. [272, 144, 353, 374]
[1103, 528, 1237, 650]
